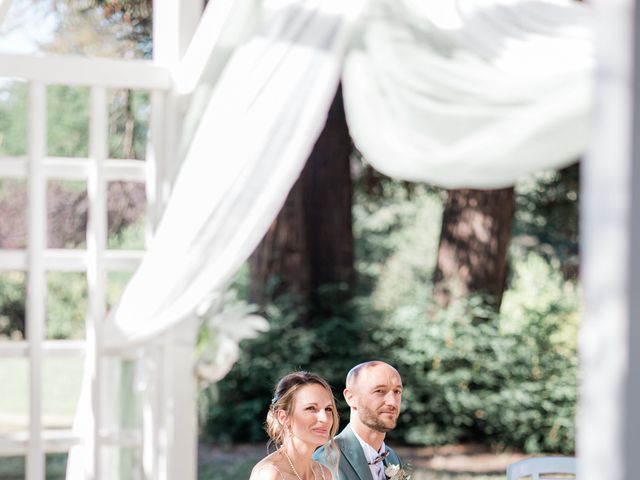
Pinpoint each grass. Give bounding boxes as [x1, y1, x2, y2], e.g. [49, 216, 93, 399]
[0, 357, 83, 433]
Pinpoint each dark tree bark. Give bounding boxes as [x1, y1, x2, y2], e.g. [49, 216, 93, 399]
[249, 86, 354, 319]
[433, 187, 515, 310]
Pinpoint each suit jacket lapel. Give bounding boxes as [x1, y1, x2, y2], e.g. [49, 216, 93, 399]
[384, 448, 401, 469]
[338, 424, 375, 480]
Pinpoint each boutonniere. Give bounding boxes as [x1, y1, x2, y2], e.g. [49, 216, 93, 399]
[384, 463, 411, 480]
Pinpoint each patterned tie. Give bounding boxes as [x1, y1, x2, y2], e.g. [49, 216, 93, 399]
[368, 450, 389, 465]
[368, 450, 389, 479]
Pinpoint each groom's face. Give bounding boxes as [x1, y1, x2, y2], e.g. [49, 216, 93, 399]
[347, 364, 403, 433]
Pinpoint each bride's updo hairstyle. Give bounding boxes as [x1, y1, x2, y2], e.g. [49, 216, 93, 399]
[265, 371, 339, 448]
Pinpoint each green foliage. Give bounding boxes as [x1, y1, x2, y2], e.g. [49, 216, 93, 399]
[204, 268, 577, 454]
[107, 216, 145, 250]
[47, 273, 87, 339]
[0, 82, 28, 156]
[47, 85, 90, 157]
[513, 164, 579, 279]
[201, 290, 381, 445]
[385, 290, 577, 454]
[0, 272, 26, 339]
[352, 181, 444, 307]
[203, 169, 578, 454]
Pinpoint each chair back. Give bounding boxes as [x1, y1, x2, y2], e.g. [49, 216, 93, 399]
[506, 456, 576, 480]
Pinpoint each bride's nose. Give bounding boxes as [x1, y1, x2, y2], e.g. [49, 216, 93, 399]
[317, 409, 329, 423]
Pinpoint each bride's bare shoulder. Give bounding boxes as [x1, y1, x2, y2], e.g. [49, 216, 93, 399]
[249, 454, 283, 480]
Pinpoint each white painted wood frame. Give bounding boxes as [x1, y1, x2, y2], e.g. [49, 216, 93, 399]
[0, 55, 172, 478]
[26, 79, 47, 480]
[579, 0, 640, 479]
[150, 2, 203, 480]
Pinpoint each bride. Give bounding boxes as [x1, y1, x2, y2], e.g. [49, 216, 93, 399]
[250, 371, 339, 480]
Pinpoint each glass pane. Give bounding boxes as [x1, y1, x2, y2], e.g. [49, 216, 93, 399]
[102, 446, 143, 480]
[47, 180, 87, 249]
[0, 80, 28, 156]
[43, 357, 83, 431]
[46, 453, 68, 480]
[108, 89, 150, 161]
[46, 272, 87, 340]
[0, 271, 26, 340]
[107, 181, 146, 250]
[107, 271, 133, 310]
[0, 357, 28, 434]
[0, 456, 25, 480]
[0, 179, 27, 250]
[47, 85, 89, 158]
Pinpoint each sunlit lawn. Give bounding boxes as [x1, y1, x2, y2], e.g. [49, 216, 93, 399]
[0, 357, 83, 433]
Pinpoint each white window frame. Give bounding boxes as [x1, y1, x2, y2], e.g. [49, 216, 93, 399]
[0, 55, 172, 479]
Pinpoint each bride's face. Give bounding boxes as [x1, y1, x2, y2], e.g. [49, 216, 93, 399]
[286, 384, 335, 447]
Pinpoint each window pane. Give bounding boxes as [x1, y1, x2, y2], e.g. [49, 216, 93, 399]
[47, 85, 89, 158]
[0, 80, 28, 156]
[107, 181, 146, 250]
[103, 446, 143, 480]
[0, 456, 25, 479]
[46, 453, 68, 480]
[0, 271, 26, 340]
[108, 89, 150, 161]
[43, 357, 83, 431]
[107, 271, 133, 311]
[47, 272, 86, 340]
[0, 357, 28, 434]
[47, 180, 87, 250]
[0, 179, 27, 250]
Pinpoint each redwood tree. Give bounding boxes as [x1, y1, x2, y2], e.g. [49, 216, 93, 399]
[433, 187, 515, 309]
[249, 86, 354, 319]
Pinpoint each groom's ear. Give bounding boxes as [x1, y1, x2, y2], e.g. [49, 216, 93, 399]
[343, 388, 355, 408]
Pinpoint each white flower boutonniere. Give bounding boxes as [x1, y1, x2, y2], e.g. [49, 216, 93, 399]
[384, 463, 410, 480]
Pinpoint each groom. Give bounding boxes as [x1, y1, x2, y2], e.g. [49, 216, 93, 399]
[314, 361, 405, 479]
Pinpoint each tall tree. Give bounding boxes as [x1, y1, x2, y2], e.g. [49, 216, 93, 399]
[249, 86, 354, 320]
[433, 187, 515, 309]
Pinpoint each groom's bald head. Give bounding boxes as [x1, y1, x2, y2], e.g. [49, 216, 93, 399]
[346, 361, 400, 391]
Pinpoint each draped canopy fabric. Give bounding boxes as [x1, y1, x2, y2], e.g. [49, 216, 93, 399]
[105, 0, 367, 346]
[106, 0, 594, 346]
[343, 0, 594, 188]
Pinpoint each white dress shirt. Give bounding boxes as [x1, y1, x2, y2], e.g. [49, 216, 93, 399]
[352, 429, 387, 480]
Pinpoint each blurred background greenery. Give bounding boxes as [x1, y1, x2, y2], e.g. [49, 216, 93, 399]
[201, 171, 579, 456]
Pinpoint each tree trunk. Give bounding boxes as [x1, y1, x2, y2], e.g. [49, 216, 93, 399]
[249, 86, 354, 318]
[433, 187, 515, 310]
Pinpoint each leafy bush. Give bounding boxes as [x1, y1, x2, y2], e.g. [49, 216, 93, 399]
[0, 272, 26, 339]
[201, 290, 381, 445]
[385, 292, 577, 454]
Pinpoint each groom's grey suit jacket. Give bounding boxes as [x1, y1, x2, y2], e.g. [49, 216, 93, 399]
[313, 424, 403, 480]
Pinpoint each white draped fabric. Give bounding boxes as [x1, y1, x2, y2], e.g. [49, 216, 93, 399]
[103, 0, 594, 363]
[67, 0, 594, 477]
[107, 0, 366, 346]
[343, 0, 594, 188]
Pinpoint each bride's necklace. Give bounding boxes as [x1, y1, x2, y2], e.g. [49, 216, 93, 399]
[282, 449, 317, 480]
